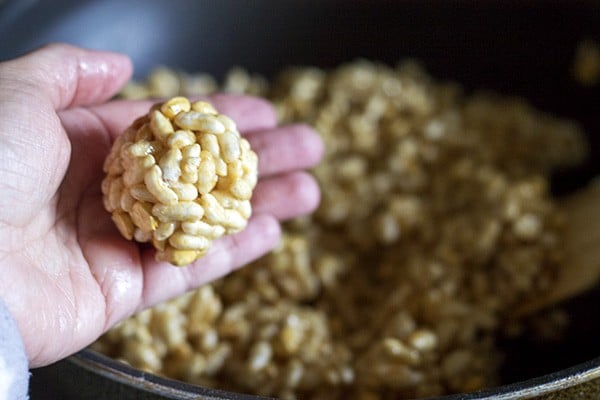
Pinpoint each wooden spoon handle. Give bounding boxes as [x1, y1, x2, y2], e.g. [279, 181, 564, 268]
[517, 180, 600, 316]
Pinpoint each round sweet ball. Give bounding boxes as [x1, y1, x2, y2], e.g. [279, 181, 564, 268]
[102, 97, 258, 266]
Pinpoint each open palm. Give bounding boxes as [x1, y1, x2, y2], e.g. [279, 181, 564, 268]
[0, 44, 323, 368]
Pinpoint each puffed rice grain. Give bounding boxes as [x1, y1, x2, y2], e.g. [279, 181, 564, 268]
[102, 97, 258, 266]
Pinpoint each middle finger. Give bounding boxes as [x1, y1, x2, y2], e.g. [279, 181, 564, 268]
[245, 123, 324, 177]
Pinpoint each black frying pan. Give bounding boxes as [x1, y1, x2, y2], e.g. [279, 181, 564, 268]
[1, 1, 599, 398]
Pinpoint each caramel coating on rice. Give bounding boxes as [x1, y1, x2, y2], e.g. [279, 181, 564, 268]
[95, 61, 588, 399]
[101, 97, 257, 266]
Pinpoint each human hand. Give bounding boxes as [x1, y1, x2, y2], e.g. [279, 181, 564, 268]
[0, 44, 323, 368]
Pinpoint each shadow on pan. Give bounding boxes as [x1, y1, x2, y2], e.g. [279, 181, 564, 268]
[1, 0, 599, 399]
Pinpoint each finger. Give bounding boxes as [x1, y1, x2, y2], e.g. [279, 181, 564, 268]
[137, 214, 281, 310]
[75, 106, 320, 183]
[251, 171, 321, 220]
[245, 124, 324, 176]
[59, 93, 278, 193]
[210, 93, 278, 133]
[3, 43, 132, 111]
[79, 171, 319, 318]
[87, 94, 277, 141]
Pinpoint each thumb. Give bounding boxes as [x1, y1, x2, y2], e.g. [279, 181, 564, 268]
[2, 43, 132, 110]
[0, 44, 132, 226]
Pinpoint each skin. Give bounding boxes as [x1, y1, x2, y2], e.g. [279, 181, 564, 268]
[0, 44, 324, 368]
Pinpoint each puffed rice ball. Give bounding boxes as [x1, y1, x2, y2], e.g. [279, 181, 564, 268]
[102, 97, 258, 266]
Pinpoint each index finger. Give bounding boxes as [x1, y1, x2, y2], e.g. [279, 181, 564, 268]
[88, 93, 278, 141]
